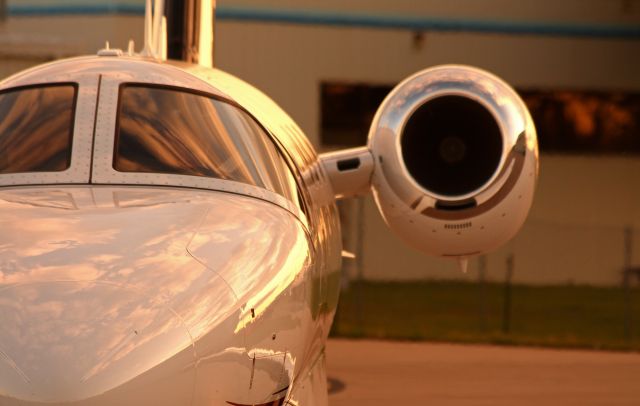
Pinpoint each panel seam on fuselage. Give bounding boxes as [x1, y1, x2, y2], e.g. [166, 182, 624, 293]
[0, 182, 312, 237]
[88, 74, 103, 182]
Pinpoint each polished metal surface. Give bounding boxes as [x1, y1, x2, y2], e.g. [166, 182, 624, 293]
[0, 57, 306, 224]
[369, 65, 537, 205]
[367, 65, 538, 257]
[0, 53, 343, 405]
[0, 29, 534, 404]
[0, 186, 316, 405]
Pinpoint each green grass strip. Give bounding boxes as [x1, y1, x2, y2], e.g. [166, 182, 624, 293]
[331, 280, 640, 352]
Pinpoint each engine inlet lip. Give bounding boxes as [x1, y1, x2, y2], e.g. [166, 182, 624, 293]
[396, 89, 508, 202]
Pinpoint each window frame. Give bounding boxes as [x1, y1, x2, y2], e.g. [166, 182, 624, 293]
[0, 77, 97, 187]
[92, 77, 308, 227]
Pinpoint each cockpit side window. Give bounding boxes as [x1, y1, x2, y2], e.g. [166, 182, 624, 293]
[114, 84, 299, 203]
[0, 84, 76, 174]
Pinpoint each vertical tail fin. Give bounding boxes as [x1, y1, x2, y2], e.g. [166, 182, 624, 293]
[165, 0, 216, 67]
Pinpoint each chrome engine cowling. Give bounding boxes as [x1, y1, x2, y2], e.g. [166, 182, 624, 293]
[368, 65, 538, 257]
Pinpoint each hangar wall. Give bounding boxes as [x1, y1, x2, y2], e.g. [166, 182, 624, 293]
[1, 0, 639, 285]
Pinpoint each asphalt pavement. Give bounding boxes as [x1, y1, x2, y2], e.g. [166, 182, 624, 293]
[326, 339, 640, 406]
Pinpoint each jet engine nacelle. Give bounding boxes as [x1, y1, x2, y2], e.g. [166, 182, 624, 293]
[367, 65, 538, 257]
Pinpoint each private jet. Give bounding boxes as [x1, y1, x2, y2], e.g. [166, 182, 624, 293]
[0, 1, 538, 405]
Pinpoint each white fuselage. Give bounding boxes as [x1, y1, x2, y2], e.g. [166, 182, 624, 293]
[0, 56, 342, 406]
[0, 30, 540, 406]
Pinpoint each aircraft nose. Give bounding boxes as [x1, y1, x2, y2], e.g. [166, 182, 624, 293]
[0, 280, 196, 404]
[0, 186, 309, 404]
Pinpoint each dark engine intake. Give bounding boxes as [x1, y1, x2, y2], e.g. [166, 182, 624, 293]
[401, 95, 503, 198]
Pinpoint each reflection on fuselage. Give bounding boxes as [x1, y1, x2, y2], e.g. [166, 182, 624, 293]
[0, 56, 344, 406]
[0, 186, 313, 405]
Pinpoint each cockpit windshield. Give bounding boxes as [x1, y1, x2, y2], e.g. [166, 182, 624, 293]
[0, 84, 76, 174]
[114, 84, 299, 202]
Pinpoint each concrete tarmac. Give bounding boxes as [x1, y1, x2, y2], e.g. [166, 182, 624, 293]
[326, 339, 640, 406]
